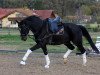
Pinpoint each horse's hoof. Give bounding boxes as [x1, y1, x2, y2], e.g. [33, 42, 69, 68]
[20, 61, 26, 65]
[63, 58, 67, 64]
[45, 65, 49, 69]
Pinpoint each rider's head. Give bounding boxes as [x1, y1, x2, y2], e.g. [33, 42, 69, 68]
[50, 13, 56, 19]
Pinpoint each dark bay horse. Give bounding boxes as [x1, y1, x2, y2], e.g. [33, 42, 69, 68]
[16, 15, 99, 68]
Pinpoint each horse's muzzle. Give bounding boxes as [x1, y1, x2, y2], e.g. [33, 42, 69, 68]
[21, 36, 27, 41]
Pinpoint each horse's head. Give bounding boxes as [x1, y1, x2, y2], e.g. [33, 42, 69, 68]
[16, 20, 30, 41]
[16, 16, 44, 41]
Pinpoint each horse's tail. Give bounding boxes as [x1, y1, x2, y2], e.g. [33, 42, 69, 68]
[79, 25, 99, 54]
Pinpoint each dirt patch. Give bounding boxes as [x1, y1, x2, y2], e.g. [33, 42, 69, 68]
[0, 53, 100, 75]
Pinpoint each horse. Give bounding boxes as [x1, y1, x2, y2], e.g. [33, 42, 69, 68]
[16, 15, 99, 68]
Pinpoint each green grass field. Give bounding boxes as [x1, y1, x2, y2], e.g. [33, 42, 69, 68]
[0, 28, 99, 53]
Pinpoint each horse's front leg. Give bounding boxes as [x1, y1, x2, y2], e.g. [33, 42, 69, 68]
[41, 45, 50, 69]
[20, 44, 41, 65]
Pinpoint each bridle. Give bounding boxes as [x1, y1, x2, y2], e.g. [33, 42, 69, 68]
[18, 22, 44, 40]
[18, 25, 34, 39]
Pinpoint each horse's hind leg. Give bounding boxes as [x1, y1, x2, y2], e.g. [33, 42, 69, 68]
[20, 44, 41, 65]
[72, 32, 87, 66]
[41, 45, 50, 69]
[76, 44, 87, 66]
[63, 42, 75, 64]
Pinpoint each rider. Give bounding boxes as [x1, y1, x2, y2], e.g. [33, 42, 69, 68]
[48, 13, 63, 34]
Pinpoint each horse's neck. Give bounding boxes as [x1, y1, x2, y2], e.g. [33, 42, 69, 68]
[33, 24, 48, 40]
[29, 19, 49, 40]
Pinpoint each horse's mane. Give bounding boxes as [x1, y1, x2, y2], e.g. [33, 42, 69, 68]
[19, 15, 43, 28]
[21, 15, 41, 22]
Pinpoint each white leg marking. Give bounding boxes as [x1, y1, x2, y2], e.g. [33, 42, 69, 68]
[82, 52, 87, 66]
[63, 49, 72, 59]
[63, 49, 72, 64]
[20, 49, 32, 65]
[45, 55, 50, 68]
[20, 61, 26, 65]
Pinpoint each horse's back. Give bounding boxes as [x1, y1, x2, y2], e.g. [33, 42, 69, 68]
[63, 23, 83, 42]
[63, 23, 80, 30]
[63, 23, 82, 34]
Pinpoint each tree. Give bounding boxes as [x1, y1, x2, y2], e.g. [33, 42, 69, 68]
[33, 0, 45, 9]
[81, 5, 92, 15]
[0, 0, 45, 9]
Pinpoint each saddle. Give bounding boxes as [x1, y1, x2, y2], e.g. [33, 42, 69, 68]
[48, 22, 64, 35]
[45, 18, 64, 36]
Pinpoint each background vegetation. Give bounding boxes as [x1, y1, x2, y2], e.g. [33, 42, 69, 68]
[0, 0, 100, 19]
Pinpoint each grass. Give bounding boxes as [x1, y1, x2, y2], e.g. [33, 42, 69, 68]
[0, 28, 99, 53]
